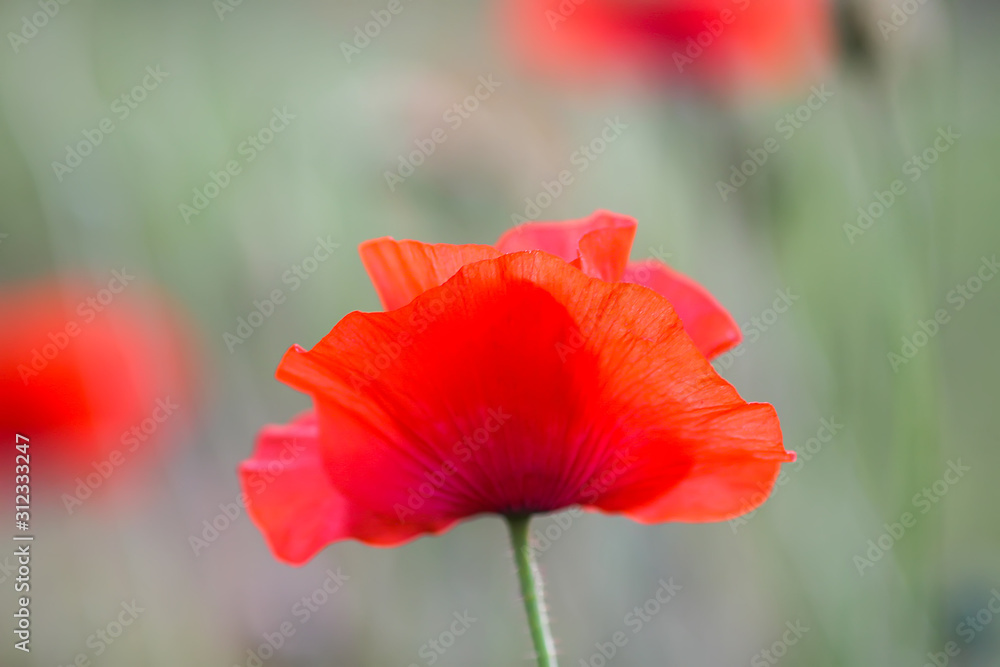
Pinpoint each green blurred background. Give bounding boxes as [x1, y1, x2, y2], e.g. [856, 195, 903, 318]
[1, 0, 998, 665]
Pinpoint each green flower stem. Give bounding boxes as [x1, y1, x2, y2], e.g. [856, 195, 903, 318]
[506, 514, 559, 667]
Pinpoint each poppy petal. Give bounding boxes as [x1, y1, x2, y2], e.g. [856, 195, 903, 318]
[623, 259, 741, 359]
[276, 255, 598, 523]
[267, 251, 787, 554]
[239, 411, 456, 564]
[0, 281, 194, 494]
[495, 210, 636, 281]
[359, 238, 501, 310]
[503, 0, 833, 94]
[587, 403, 789, 522]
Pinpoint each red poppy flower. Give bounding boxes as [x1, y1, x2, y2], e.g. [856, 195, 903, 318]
[0, 279, 194, 504]
[240, 211, 792, 565]
[502, 0, 833, 94]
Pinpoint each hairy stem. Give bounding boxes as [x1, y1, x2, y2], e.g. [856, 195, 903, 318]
[506, 514, 559, 667]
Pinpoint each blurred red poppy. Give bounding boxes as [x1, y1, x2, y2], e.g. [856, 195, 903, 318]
[0, 279, 194, 507]
[241, 212, 792, 565]
[502, 0, 833, 95]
